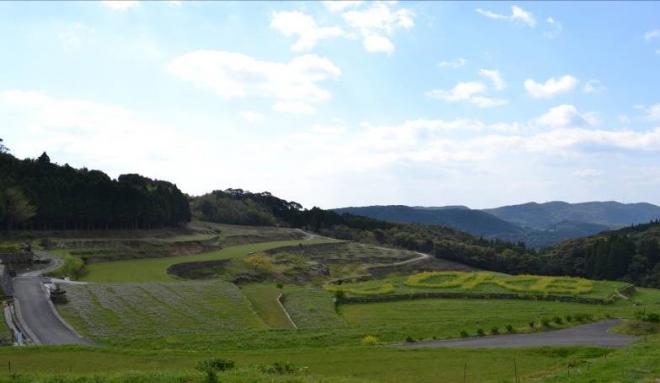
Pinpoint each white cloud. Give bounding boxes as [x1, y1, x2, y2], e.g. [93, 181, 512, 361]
[362, 33, 395, 54]
[438, 58, 467, 69]
[524, 75, 578, 98]
[476, 6, 536, 27]
[241, 111, 264, 124]
[342, 2, 414, 55]
[57, 22, 94, 47]
[543, 17, 563, 39]
[322, 0, 362, 13]
[644, 29, 660, 41]
[537, 105, 598, 128]
[101, 1, 139, 11]
[642, 103, 660, 121]
[426, 81, 508, 108]
[478, 69, 505, 90]
[510, 6, 536, 27]
[273, 101, 316, 115]
[583, 79, 605, 94]
[166, 50, 341, 114]
[0, 90, 201, 180]
[271, 11, 345, 52]
[573, 169, 602, 178]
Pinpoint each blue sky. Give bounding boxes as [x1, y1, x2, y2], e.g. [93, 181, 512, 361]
[1, 1, 659, 209]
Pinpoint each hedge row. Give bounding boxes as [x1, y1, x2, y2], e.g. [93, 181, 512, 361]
[336, 291, 613, 305]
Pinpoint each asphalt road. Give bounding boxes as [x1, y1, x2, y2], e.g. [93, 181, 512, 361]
[11, 252, 90, 345]
[400, 319, 636, 349]
[12, 276, 89, 345]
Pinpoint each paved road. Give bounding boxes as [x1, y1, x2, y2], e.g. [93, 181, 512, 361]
[11, 253, 90, 345]
[400, 319, 636, 349]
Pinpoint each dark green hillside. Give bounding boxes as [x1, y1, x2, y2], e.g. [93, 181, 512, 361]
[0, 146, 190, 230]
[333, 205, 523, 237]
[544, 220, 660, 287]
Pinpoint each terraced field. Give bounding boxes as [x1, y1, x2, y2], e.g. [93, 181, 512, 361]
[240, 284, 294, 329]
[58, 280, 266, 339]
[80, 239, 336, 282]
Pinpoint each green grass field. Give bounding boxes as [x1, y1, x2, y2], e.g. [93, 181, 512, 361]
[0, 344, 612, 383]
[240, 283, 294, 329]
[80, 239, 336, 282]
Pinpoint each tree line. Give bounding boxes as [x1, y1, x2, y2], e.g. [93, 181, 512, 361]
[0, 140, 190, 230]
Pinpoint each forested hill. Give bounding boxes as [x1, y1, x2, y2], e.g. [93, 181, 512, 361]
[333, 205, 523, 237]
[0, 147, 190, 230]
[544, 220, 660, 287]
[485, 201, 660, 229]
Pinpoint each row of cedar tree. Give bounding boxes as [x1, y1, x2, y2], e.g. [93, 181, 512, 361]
[2, 139, 659, 287]
[0, 145, 190, 230]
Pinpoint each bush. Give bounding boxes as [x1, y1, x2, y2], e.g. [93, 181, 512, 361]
[553, 316, 563, 325]
[276, 283, 284, 289]
[196, 358, 235, 372]
[490, 327, 499, 335]
[541, 319, 551, 327]
[460, 330, 469, 338]
[361, 335, 379, 346]
[528, 321, 535, 329]
[506, 324, 514, 333]
[565, 315, 572, 322]
[333, 290, 346, 300]
[476, 328, 485, 337]
[258, 361, 303, 375]
[405, 336, 415, 343]
[635, 311, 660, 323]
[195, 358, 234, 383]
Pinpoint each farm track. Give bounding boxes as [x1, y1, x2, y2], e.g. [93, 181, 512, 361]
[400, 319, 636, 349]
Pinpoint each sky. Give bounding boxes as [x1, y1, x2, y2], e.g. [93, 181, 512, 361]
[1, 1, 659, 209]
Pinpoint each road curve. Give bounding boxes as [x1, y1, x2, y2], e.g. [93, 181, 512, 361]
[12, 277, 89, 345]
[11, 252, 90, 345]
[400, 319, 636, 349]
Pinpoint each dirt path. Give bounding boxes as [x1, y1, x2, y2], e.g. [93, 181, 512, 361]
[400, 319, 636, 349]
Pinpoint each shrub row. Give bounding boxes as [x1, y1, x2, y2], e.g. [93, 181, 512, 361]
[337, 291, 611, 305]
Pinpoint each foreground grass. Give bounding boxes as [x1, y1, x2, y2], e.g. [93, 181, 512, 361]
[81, 239, 336, 282]
[0, 345, 609, 383]
[540, 334, 660, 382]
[0, 369, 370, 383]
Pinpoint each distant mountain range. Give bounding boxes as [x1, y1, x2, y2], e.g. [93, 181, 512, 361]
[333, 201, 660, 248]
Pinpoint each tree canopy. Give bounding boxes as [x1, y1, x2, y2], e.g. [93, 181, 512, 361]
[0, 147, 190, 230]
